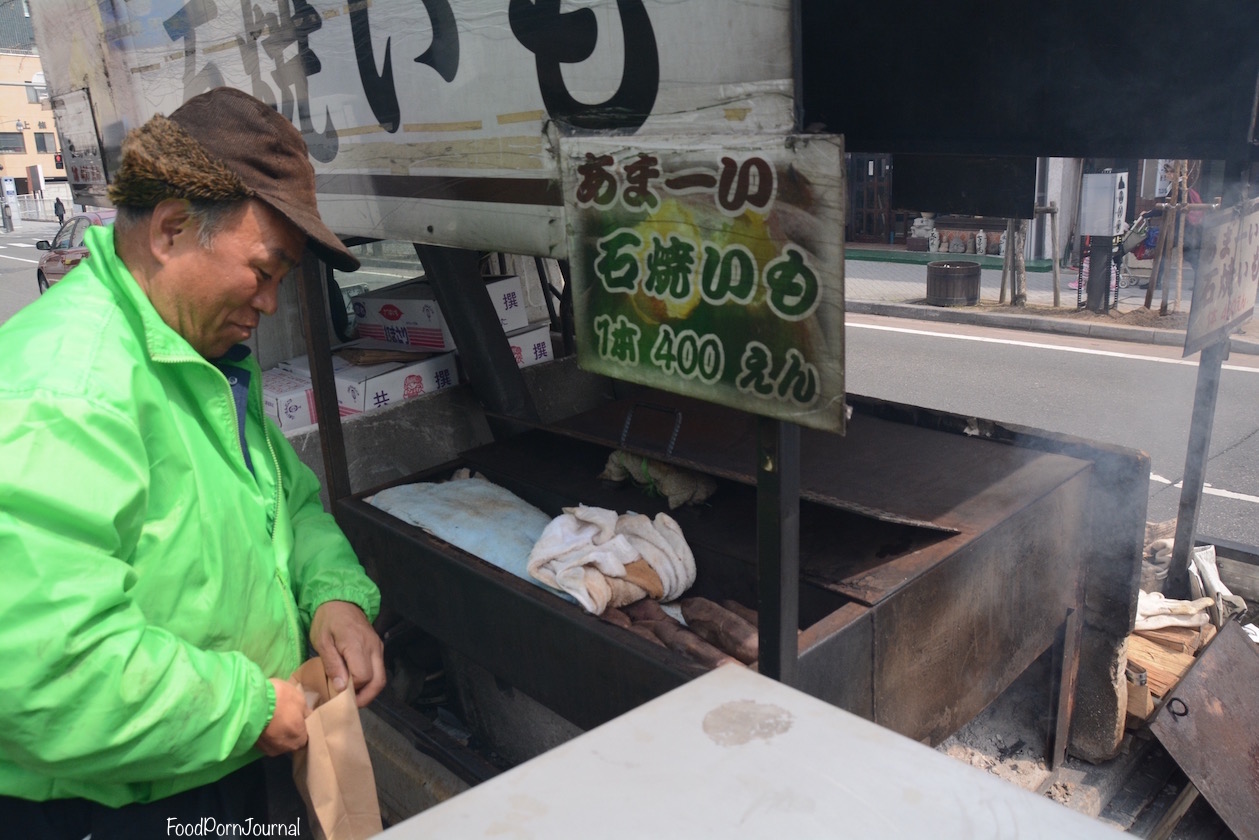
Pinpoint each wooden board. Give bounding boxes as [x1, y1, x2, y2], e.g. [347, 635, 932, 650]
[1134, 624, 1206, 655]
[1150, 622, 1259, 840]
[1125, 662, 1155, 724]
[1127, 634, 1196, 697]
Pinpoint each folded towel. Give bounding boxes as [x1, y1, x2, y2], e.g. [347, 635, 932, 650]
[528, 505, 697, 615]
[368, 471, 572, 601]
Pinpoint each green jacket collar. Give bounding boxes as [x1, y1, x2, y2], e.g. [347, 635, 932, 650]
[85, 224, 204, 363]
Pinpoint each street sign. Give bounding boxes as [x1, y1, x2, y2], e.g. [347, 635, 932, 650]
[561, 133, 847, 433]
[1079, 173, 1126, 237]
[50, 89, 108, 197]
[1183, 196, 1259, 357]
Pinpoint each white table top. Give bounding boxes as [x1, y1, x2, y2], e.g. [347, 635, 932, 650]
[381, 665, 1122, 839]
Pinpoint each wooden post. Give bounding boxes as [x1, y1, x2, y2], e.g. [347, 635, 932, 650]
[1012, 219, 1029, 306]
[1170, 160, 1189, 315]
[1144, 201, 1174, 310]
[999, 218, 1016, 304]
[1050, 201, 1061, 307]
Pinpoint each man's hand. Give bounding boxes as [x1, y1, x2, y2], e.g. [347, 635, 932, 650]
[310, 600, 386, 707]
[257, 678, 309, 756]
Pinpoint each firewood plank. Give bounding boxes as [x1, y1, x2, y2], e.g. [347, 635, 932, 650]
[1127, 634, 1195, 698]
[1133, 623, 1202, 654]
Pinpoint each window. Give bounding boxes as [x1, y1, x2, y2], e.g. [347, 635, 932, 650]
[53, 220, 78, 250]
[26, 84, 47, 104]
[34, 132, 56, 153]
[0, 133, 26, 154]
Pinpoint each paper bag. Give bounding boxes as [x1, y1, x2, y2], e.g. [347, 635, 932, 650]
[290, 657, 383, 840]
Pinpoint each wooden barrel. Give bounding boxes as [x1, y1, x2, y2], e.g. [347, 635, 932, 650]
[926, 260, 981, 306]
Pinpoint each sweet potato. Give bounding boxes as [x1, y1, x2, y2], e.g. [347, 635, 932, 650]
[600, 606, 632, 629]
[625, 623, 667, 647]
[721, 599, 759, 627]
[622, 598, 669, 623]
[638, 618, 740, 670]
[680, 596, 758, 664]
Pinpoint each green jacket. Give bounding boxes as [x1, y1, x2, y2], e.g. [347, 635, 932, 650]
[0, 225, 380, 807]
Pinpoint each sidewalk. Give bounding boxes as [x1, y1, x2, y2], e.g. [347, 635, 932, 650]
[845, 247, 1259, 357]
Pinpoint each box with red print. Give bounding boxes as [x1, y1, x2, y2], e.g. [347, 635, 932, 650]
[334, 352, 460, 413]
[351, 275, 527, 350]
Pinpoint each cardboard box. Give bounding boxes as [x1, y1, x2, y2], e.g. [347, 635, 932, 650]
[483, 274, 530, 333]
[262, 368, 317, 433]
[275, 353, 353, 378]
[351, 275, 528, 349]
[334, 352, 459, 413]
[506, 321, 554, 368]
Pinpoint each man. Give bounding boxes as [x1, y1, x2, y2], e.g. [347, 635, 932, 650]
[53, 195, 65, 225]
[0, 88, 385, 838]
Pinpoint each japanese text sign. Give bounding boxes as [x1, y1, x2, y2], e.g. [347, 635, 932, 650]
[560, 134, 846, 433]
[38, 0, 793, 255]
[1184, 196, 1259, 357]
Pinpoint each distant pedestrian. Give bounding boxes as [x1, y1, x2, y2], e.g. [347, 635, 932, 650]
[53, 197, 65, 226]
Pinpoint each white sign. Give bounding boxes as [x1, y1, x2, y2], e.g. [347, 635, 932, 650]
[33, 0, 794, 258]
[1079, 172, 1125, 237]
[1183, 197, 1259, 356]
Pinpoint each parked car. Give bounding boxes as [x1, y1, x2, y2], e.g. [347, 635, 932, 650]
[35, 209, 117, 294]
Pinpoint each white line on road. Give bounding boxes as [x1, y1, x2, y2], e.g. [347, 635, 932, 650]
[0, 253, 38, 264]
[848, 321, 1259, 374]
[1150, 473, 1259, 505]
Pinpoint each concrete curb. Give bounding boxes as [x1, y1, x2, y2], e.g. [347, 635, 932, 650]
[848, 301, 1259, 358]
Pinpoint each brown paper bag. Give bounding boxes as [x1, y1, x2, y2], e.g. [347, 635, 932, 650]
[290, 657, 383, 840]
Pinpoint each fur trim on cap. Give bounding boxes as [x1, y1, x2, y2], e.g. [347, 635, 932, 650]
[107, 114, 254, 208]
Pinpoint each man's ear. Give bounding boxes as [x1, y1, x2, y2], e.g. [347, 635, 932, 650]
[148, 199, 196, 266]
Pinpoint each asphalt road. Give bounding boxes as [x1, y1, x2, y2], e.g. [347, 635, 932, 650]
[0, 218, 60, 324]
[846, 313, 1259, 547]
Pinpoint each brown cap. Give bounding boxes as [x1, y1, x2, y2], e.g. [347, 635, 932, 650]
[108, 87, 359, 272]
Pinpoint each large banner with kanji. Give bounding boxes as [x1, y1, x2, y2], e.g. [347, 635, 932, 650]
[560, 134, 846, 433]
[1184, 196, 1259, 357]
[33, 0, 793, 258]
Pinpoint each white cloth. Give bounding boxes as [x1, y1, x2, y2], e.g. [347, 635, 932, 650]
[1134, 590, 1213, 631]
[528, 505, 697, 615]
[1188, 543, 1247, 626]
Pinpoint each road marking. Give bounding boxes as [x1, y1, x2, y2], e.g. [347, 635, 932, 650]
[848, 321, 1259, 374]
[0, 253, 38, 264]
[9, 242, 33, 248]
[1151, 473, 1259, 505]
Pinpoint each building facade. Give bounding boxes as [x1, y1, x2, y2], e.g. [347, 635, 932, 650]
[0, 1, 62, 197]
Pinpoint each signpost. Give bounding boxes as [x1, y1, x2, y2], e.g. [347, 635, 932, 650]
[560, 133, 846, 433]
[50, 90, 109, 199]
[560, 132, 847, 681]
[1168, 196, 1259, 595]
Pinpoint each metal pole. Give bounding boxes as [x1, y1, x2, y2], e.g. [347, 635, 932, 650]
[414, 244, 540, 435]
[756, 417, 800, 684]
[295, 254, 354, 504]
[1167, 339, 1229, 597]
